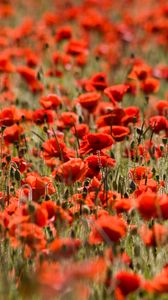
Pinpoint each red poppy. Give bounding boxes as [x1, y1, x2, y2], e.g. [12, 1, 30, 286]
[33, 204, 48, 227]
[71, 123, 89, 139]
[149, 115, 168, 133]
[17, 65, 43, 92]
[22, 173, 55, 202]
[85, 155, 115, 177]
[26, 52, 39, 68]
[104, 84, 129, 105]
[141, 77, 159, 94]
[80, 9, 104, 30]
[129, 166, 152, 183]
[11, 222, 46, 251]
[143, 265, 168, 294]
[3, 124, 23, 144]
[11, 157, 29, 173]
[41, 200, 56, 220]
[140, 223, 168, 247]
[115, 271, 141, 297]
[128, 64, 151, 80]
[66, 39, 88, 56]
[159, 194, 168, 220]
[56, 112, 78, 129]
[89, 215, 127, 244]
[42, 137, 71, 162]
[154, 63, 168, 79]
[114, 198, 132, 214]
[48, 238, 81, 258]
[55, 25, 72, 42]
[40, 94, 61, 109]
[0, 54, 15, 72]
[89, 72, 108, 91]
[77, 92, 100, 112]
[53, 158, 86, 185]
[136, 191, 158, 220]
[79, 132, 113, 155]
[155, 100, 168, 116]
[33, 109, 55, 124]
[16, 65, 37, 83]
[122, 106, 140, 125]
[111, 126, 130, 142]
[96, 108, 125, 127]
[0, 106, 21, 126]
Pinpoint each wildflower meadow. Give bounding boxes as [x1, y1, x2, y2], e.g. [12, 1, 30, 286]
[0, 0, 168, 299]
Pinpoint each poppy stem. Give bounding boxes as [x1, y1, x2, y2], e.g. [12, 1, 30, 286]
[31, 131, 45, 142]
[73, 125, 80, 158]
[52, 128, 64, 161]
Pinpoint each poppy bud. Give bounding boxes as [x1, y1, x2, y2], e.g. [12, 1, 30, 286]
[15, 169, 21, 181]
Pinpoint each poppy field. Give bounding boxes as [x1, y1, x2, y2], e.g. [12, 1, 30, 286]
[0, 0, 168, 299]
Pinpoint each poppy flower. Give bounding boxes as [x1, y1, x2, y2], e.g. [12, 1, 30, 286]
[104, 84, 129, 105]
[26, 52, 39, 68]
[13, 222, 46, 251]
[143, 265, 168, 294]
[96, 101, 115, 115]
[114, 198, 132, 214]
[79, 132, 113, 155]
[71, 123, 89, 139]
[89, 72, 108, 91]
[96, 108, 125, 127]
[33, 204, 48, 227]
[53, 158, 86, 185]
[122, 106, 140, 125]
[149, 115, 168, 133]
[154, 65, 168, 80]
[42, 137, 71, 162]
[22, 173, 55, 202]
[129, 166, 152, 183]
[155, 100, 168, 116]
[41, 200, 56, 219]
[75, 52, 88, 66]
[57, 112, 78, 129]
[140, 223, 168, 247]
[85, 155, 115, 177]
[17, 65, 43, 92]
[77, 92, 100, 112]
[16, 65, 37, 83]
[80, 9, 104, 30]
[3, 124, 23, 144]
[43, 12, 58, 26]
[135, 178, 159, 197]
[40, 94, 61, 109]
[48, 238, 81, 258]
[19, 202, 48, 227]
[136, 191, 158, 220]
[11, 157, 29, 173]
[89, 215, 127, 244]
[128, 64, 151, 80]
[94, 190, 119, 207]
[159, 194, 168, 220]
[0, 106, 21, 126]
[141, 77, 160, 94]
[115, 271, 141, 297]
[33, 109, 55, 124]
[55, 25, 72, 42]
[66, 39, 88, 56]
[111, 126, 130, 142]
[0, 54, 15, 73]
